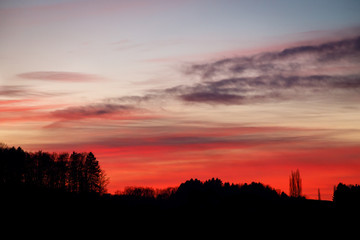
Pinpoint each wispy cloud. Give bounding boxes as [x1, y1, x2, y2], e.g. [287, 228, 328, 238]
[34, 124, 344, 152]
[51, 103, 137, 120]
[185, 36, 360, 79]
[18, 71, 103, 82]
[173, 36, 360, 105]
[106, 36, 360, 106]
[176, 74, 360, 105]
[0, 85, 64, 98]
[0, 85, 27, 97]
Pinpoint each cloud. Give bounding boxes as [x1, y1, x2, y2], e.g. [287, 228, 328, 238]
[181, 75, 360, 104]
[86, 36, 360, 107]
[110, 74, 360, 106]
[180, 92, 245, 105]
[18, 71, 103, 82]
[51, 103, 136, 120]
[175, 36, 360, 105]
[185, 36, 360, 79]
[0, 85, 64, 98]
[0, 85, 27, 97]
[67, 124, 330, 149]
[97, 36, 359, 107]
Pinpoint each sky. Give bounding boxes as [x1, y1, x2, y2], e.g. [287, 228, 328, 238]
[1, 0, 360, 200]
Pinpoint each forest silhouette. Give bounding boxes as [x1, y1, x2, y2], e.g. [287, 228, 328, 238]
[1, 144, 359, 220]
[0, 144, 108, 194]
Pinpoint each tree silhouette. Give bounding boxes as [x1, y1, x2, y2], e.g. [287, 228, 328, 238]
[84, 152, 101, 192]
[56, 153, 69, 190]
[98, 170, 109, 195]
[123, 186, 156, 198]
[289, 169, 302, 198]
[333, 183, 360, 208]
[0, 145, 107, 194]
[3, 143, 360, 216]
[69, 152, 85, 192]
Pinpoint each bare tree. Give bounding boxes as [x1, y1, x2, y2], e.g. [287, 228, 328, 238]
[98, 170, 109, 195]
[289, 169, 302, 198]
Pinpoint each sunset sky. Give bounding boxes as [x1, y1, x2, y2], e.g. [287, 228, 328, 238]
[1, 0, 360, 200]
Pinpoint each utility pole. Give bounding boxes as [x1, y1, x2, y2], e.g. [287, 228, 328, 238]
[318, 188, 321, 201]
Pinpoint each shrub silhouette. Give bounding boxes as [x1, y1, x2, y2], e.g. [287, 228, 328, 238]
[123, 186, 156, 198]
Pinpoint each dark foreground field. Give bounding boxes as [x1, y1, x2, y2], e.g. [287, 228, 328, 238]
[2, 179, 358, 222]
[2, 145, 359, 229]
[2, 183, 359, 238]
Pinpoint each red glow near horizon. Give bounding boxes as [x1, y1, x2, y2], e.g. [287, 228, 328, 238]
[21, 135, 360, 201]
[2, 2, 360, 202]
[100, 144, 359, 201]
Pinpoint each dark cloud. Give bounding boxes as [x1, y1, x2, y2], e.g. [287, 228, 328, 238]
[278, 36, 360, 61]
[176, 36, 360, 105]
[173, 74, 360, 105]
[104, 36, 360, 106]
[180, 92, 245, 105]
[51, 103, 136, 120]
[185, 36, 360, 79]
[18, 71, 102, 82]
[109, 74, 360, 106]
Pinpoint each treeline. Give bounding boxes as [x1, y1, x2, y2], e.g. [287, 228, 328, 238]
[109, 178, 310, 216]
[119, 186, 178, 200]
[333, 183, 360, 208]
[0, 144, 108, 194]
[116, 178, 288, 203]
[107, 179, 359, 218]
[119, 179, 360, 205]
[2, 144, 359, 211]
